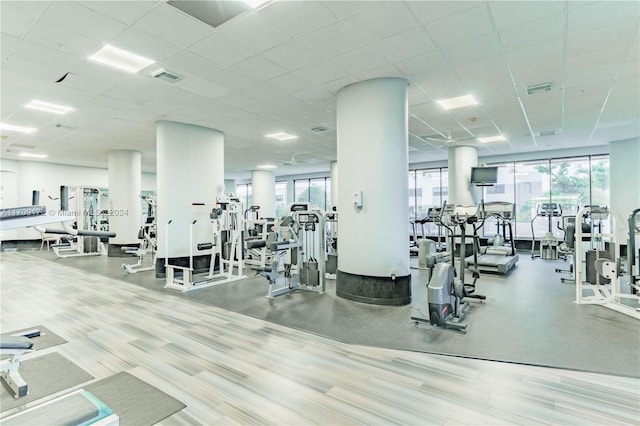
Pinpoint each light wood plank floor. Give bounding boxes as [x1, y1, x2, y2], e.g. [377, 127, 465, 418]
[1, 252, 638, 425]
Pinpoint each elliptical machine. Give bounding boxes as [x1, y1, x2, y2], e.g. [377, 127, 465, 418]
[413, 202, 486, 333]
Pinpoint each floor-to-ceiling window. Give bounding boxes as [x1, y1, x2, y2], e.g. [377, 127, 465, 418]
[294, 177, 330, 211]
[275, 181, 288, 219]
[236, 183, 252, 210]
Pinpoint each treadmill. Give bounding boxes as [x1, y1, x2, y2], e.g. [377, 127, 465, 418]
[466, 201, 519, 274]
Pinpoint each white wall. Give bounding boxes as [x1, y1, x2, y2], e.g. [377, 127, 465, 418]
[0, 159, 156, 240]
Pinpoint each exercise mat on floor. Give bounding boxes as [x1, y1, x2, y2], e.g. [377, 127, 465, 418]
[0, 352, 93, 412]
[84, 372, 186, 426]
[0, 325, 67, 352]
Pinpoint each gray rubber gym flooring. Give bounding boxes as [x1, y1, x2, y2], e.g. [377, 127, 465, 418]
[24, 249, 640, 378]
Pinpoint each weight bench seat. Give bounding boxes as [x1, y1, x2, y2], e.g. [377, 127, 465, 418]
[1, 336, 33, 398]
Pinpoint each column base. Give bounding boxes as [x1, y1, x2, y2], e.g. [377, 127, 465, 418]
[155, 255, 215, 278]
[336, 270, 411, 306]
[107, 243, 141, 257]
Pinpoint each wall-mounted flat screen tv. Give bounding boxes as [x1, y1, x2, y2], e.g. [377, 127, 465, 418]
[470, 166, 498, 186]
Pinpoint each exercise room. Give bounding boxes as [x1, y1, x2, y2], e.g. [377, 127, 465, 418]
[1, 1, 639, 425]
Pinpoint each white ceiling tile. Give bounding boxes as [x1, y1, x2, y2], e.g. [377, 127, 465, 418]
[160, 50, 224, 79]
[236, 84, 283, 102]
[565, 47, 628, 86]
[179, 77, 230, 99]
[443, 33, 503, 66]
[39, 2, 128, 43]
[262, 38, 324, 71]
[216, 12, 290, 53]
[291, 86, 334, 104]
[331, 46, 388, 75]
[567, 18, 638, 59]
[321, 1, 377, 20]
[81, 1, 160, 25]
[215, 92, 259, 109]
[498, 14, 565, 52]
[297, 22, 367, 59]
[110, 27, 182, 62]
[2, 55, 68, 86]
[506, 40, 563, 87]
[320, 76, 359, 94]
[488, 1, 565, 32]
[10, 40, 80, 70]
[62, 61, 130, 94]
[188, 33, 254, 67]
[0, 5, 39, 37]
[204, 68, 256, 92]
[425, 5, 493, 47]
[293, 61, 349, 85]
[264, 73, 314, 94]
[24, 22, 102, 58]
[406, 1, 478, 25]
[356, 65, 406, 82]
[455, 57, 512, 92]
[374, 27, 437, 64]
[133, 5, 214, 48]
[344, 2, 418, 43]
[258, 1, 338, 37]
[394, 51, 449, 76]
[229, 56, 287, 82]
[40, 85, 97, 108]
[568, 1, 640, 34]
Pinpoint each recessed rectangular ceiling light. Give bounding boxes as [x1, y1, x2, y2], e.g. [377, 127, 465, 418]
[0, 123, 37, 133]
[477, 135, 506, 143]
[88, 44, 155, 73]
[436, 94, 478, 110]
[266, 132, 297, 141]
[25, 100, 75, 115]
[256, 164, 277, 170]
[19, 152, 48, 159]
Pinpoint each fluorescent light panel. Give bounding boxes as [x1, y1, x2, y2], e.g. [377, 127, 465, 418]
[477, 135, 506, 143]
[256, 164, 277, 170]
[88, 44, 155, 73]
[436, 94, 478, 110]
[0, 123, 37, 133]
[25, 100, 74, 115]
[19, 152, 48, 159]
[265, 132, 297, 141]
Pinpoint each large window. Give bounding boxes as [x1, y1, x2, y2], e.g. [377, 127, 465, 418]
[236, 183, 252, 210]
[294, 177, 330, 211]
[408, 154, 610, 240]
[275, 181, 288, 218]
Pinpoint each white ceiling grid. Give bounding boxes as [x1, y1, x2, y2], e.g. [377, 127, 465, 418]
[0, 0, 638, 175]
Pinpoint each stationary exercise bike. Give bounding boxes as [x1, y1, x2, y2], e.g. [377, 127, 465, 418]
[413, 202, 486, 333]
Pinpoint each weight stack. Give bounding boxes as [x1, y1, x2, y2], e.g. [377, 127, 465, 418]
[586, 249, 611, 284]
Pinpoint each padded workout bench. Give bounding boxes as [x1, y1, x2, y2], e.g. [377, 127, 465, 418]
[0, 335, 34, 398]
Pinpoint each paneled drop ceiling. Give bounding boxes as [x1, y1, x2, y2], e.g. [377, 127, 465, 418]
[1, 1, 638, 176]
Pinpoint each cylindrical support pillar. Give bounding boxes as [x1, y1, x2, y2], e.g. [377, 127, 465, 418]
[252, 170, 275, 218]
[156, 121, 225, 276]
[335, 77, 410, 305]
[224, 179, 236, 196]
[107, 150, 142, 256]
[330, 161, 338, 210]
[448, 145, 478, 206]
[610, 138, 640, 242]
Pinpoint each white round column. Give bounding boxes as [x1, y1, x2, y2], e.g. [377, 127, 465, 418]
[336, 77, 410, 305]
[448, 145, 478, 206]
[251, 170, 275, 218]
[107, 150, 142, 256]
[156, 121, 225, 275]
[330, 160, 338, 210]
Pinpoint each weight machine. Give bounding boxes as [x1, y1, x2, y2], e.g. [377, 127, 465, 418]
[628, 208, 640, 295]
[164, 195, 246, 292]
[122, 195, 157, 274]
[574, 206, 640, 319]
[325, 208, 338, 277]
[530, 202, 562, 259]
[243, 205, 278, 270]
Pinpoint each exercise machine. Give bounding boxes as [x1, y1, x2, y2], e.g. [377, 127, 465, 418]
[243, 206, 278, 270]
[258, 203, 326, 298]
[628, 208, 640, 295]
[574, 206, 640, 319]
[164, 196, 246, 292]
[412, 203, 486, 333]
[531, 203, 562, 259]
[122, 196, 157, 274]
[411, 207, 451, 275]
[468, 201, 519, 274]
[325, 208, 338, 277]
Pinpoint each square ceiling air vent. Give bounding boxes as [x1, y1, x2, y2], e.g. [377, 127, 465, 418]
[152, 69, 183, 83]
[527, 82, 552, 95]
